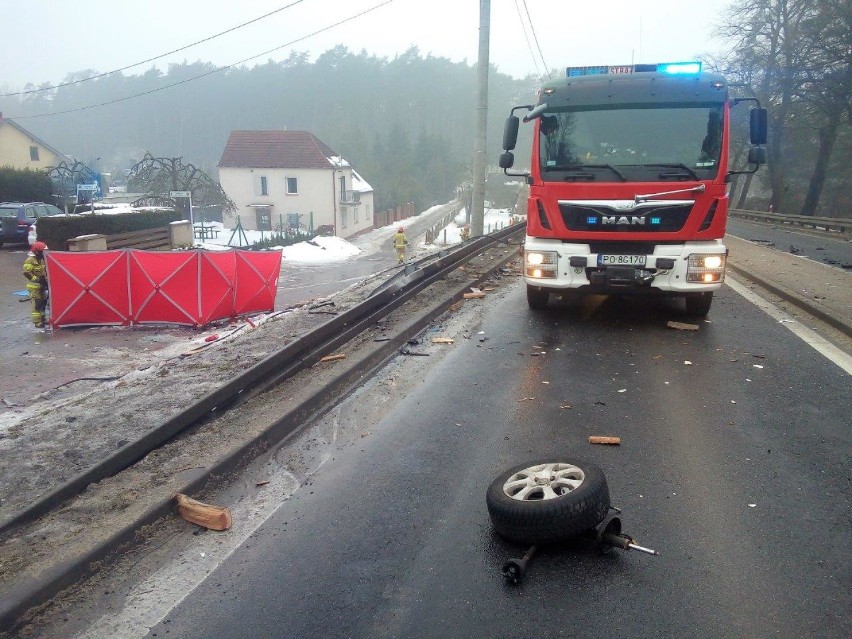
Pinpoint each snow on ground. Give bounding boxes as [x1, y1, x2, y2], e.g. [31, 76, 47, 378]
[72, 201, 520, 264]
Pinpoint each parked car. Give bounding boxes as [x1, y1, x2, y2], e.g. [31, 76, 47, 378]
[0, 202, 64, 247]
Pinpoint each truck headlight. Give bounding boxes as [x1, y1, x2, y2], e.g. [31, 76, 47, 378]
[525, 250, 558, 278]
[687, 253, 726, 283]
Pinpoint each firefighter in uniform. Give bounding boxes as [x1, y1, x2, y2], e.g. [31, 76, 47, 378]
[23, 241, 49, 328]
[394, 227, 408, 265]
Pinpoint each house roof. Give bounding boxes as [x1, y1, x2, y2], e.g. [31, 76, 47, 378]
[218, 130, 342, 170]
[0, 114, 71, 162]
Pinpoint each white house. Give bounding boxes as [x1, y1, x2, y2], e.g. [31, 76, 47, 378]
[217, 130, 374, 239]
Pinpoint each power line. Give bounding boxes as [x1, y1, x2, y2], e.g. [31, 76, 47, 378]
[1, 0, 306, 97]
[513, 0, 543, 79]
[521, 0, 550, 79]
[9, 0, 395, 120]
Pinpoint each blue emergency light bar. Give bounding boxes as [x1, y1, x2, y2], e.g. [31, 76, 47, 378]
[566, 61, 702, 77]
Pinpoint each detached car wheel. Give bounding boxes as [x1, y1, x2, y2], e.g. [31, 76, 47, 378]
[486, 458, 611, 545]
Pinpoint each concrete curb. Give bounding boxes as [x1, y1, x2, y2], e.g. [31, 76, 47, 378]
[726, 262, 852, 338]
[0, 246, 521, 632]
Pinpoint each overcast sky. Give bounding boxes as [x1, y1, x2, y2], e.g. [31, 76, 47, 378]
[1, 0, 733, 91]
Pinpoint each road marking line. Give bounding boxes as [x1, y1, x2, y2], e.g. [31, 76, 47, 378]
[726, 277, 852, 375]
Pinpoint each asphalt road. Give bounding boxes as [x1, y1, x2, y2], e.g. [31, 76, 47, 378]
[147, 284, 850, 638]
[728, 217, 852, 269]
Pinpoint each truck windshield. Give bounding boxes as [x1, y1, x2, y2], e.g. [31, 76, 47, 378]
[538, 103, 723, 181]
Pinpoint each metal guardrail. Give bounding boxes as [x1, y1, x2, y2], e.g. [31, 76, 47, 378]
[730, 209, 850, 235]
[0, 223, 524, 538]
[424, 200, 462, 245]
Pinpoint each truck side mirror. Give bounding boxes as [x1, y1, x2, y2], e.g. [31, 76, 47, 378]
[503, 116, 520, 151]
[499, 151, 515, 169]
[750, 108, 768, 146]
[748, 146, 767, 166]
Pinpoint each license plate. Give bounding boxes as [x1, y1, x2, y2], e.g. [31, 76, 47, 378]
[597, 254, 647, 266]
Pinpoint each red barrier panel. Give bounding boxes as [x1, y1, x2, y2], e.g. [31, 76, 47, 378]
[46, 251, 131, 327]
[130, 251, 201, 326]
[199, 251, 237, 326]
[234, 250, 282, 316]
[46, 249, 282, 328]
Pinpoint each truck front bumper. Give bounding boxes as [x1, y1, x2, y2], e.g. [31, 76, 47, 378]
[522, 238, 727, 294]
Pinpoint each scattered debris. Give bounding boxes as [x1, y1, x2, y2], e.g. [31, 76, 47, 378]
[448, 301, 463, 312]
[753, 364, 764, 369]
[752, 354, 766, 359]
[204, 334, 219, 342]
[400, 348, 429, 357]
[373, 336, 391, 342]
[589, 436, 621, 445]
[617, 389, 627, 393]
[464, 289, 487, 299]
[255, 480, 270, 487]
[175, 493, 232, 531]
[431, 337, 455, 344]
[518, 397, 536, 402]
[684, 360, 693, 365]
[320, 353, 346, 362]
[560, 402, 573, 409]
[667, 321, 699, 331]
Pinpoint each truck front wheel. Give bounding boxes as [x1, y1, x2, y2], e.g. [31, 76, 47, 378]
[685, 292, 713, 317]
[527, 285, 550, 309]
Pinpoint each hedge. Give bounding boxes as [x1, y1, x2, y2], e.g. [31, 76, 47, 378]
[37, 209, 184, 249]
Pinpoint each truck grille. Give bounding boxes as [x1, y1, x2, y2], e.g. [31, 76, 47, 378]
[559, 203, 693, 232]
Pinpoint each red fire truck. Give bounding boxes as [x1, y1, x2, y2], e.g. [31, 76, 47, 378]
[499, 61, 767, 316]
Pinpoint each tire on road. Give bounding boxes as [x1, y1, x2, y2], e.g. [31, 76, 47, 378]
[486, 458, 611, 545]
[526, 285, 550, 309]
[684, 291, 713, 317]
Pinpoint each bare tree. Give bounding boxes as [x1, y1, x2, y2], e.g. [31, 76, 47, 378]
[45, 160, 101, 213]
[716, 0, 850, 214]
[127, 153, 235, 215]
[797, 0, 851, 216]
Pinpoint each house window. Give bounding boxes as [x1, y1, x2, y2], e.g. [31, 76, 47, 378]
[29, 146, 39, 161]
[338, 175, 346, 201]
[286, 177, 298, 194]
[255, 175, 269, 196]
[340, 209, 348, 228]
[353, 205, 359, 224]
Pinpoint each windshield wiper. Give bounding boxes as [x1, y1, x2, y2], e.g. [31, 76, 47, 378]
[547, 164, 627, 182]
[628, 163, 699, 180]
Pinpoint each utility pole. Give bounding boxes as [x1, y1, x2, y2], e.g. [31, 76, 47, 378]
[471, 0, 490, 237]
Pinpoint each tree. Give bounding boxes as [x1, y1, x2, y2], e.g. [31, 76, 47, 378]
[715, 0, 851, 215]
[45, 160, 102, 213]
[126, 153, 235, 214]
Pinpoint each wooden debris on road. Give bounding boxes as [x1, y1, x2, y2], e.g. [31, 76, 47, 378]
[448, 301, 463, 312]
[589, 436, 621, 445]
[175, 493, 232, 531]
[320, 353, 346, 362]
[463, 287, 487, 299]
[666, 321, 699, 331]
[431, 337, 455, 344]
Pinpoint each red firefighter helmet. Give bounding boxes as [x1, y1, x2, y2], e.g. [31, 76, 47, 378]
[32, 241, 48, 252]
